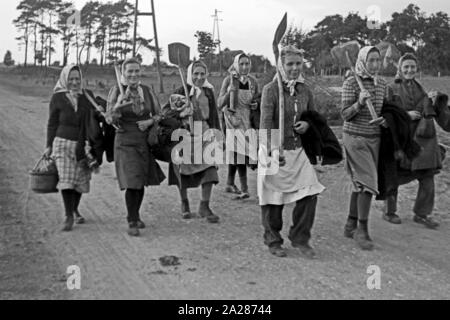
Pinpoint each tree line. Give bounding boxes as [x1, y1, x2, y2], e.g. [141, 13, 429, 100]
[282, 3, 450, 75]
[13, 0, 158, 67]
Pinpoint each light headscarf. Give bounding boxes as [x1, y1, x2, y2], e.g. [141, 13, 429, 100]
[276, 45, 305, 96]
[120, 58, 145, 114]
[228, 53, 251, 84]
[186, 60, 214, 99]
[395, 53, 419, 81]
[54, 64, 83, 110]
[355, 46, 380, 85]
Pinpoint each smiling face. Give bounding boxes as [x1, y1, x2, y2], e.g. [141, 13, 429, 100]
[238, 56, 251, 75]
[192, 65, 207, 87]
[124, 62, 141, 86]
[400, 59, 417, 80]
[282, 54, 303, 80]
[366, 51, 381, 75]
[67, 69, 81, 92]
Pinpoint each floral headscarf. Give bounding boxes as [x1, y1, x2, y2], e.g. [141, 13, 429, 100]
[355, 46, 380, 85]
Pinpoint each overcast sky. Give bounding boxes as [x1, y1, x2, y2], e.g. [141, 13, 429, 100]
[1, 0, 449, 65]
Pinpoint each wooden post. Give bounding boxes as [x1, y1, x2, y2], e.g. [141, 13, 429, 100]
[151, 0, 164, 93]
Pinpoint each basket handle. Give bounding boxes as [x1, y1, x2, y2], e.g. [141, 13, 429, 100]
[32, 155, 50, 172]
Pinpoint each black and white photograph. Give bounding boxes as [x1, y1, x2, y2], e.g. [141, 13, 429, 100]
[0, 0, 449, 303]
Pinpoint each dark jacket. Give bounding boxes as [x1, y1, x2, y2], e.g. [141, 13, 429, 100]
[388, 80, 450, 171]
[47, 89, 104, 163]
[92, 95, 115, 163]
[299, 110, 343, 165]
[376, 101, 422, 200]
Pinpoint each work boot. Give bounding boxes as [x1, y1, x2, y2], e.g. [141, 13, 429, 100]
[127, 222, 140, 237]
[181, 199, 195, 219]
[225, 184, 240, 194]
[292, 243, 316, 259]
[74, 212, 85, 224]
[269, 244, 287, 258]
[136, 220, 146, 229]
[198, 201, 219, 223]
[382, 212, 402, 224]
[62, 216, 74, 232]
[354, 225, 374, 251]
[413, 215, 439, 229]
[344, 218, 358, 239]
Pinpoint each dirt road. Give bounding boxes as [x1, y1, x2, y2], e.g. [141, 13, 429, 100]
[0, 83, 449, 300]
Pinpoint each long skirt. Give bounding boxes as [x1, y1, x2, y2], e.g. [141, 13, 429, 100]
[343, 133, 380, 195]
[52, 137, 91, 193]
[257, 146, 325, 206]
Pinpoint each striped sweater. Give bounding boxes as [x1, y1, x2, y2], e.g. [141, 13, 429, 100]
[340, 76, 387, 137]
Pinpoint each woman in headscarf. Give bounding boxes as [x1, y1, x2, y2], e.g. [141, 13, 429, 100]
[340, 46, 388, 250]
[165, 60, 222, 223]
[382, 53, 450, 228]
[258, 45, 325, 258]
[106, 58, 165, 237]
[218, 53, 259, 199]
[44, 65, 100, 231]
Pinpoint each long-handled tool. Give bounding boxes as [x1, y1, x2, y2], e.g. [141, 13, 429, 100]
[272, 13, 288, 156]
[344, 51, 384, 125]
[331, 41, 383, 125]
[168, 42, 193, 131]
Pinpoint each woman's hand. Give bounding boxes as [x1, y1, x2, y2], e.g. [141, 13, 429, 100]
[358, 90, 371, 106]
[293, 121, 310, 134]
[43, 147, 52, 158]
[428, 90, 439, 105]
[137, 119, 154, 132]
[408, 110, 422, 120]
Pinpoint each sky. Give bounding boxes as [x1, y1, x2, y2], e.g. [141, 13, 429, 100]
[1, 0, 449, 66]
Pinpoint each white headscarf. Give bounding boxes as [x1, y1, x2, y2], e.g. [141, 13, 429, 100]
[355, 46, 380, 85]
[228, 53, 251, 84]
[186, 60, 214, 99]
[54, 64, 83, 110]
[275, 46, 306, 96]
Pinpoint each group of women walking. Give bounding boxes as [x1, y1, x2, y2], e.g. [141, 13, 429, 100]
[44, 43, 450, 257]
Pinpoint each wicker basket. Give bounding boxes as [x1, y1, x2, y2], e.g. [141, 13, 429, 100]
[29, 155, 59, 193]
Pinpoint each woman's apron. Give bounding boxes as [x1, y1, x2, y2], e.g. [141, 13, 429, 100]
[224, 84, 258, 163]
[177, 92, 219, 175]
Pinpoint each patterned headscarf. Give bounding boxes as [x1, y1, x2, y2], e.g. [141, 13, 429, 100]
[276, 45, 305, 96]
[228, 53, 251, 84]
[355, 46, 380, 85]
[54, 64, 83, 110]
[186, 60, 214, 98]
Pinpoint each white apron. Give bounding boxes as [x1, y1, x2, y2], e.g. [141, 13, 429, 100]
[257, 145, 325, 206]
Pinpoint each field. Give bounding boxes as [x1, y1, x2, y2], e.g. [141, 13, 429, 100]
[0, 67, 449, 299]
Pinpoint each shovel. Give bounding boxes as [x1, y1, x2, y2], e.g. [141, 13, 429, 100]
[331, 41, 383, 125]
[344, 51, 384, 125]
[168, 42, 193, 131]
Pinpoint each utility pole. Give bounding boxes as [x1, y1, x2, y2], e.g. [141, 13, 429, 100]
[211, 9, 222, 74]
[132, 0, 164, 93]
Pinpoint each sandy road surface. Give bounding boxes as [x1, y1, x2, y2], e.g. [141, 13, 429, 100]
[0, 83, 449, 300]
